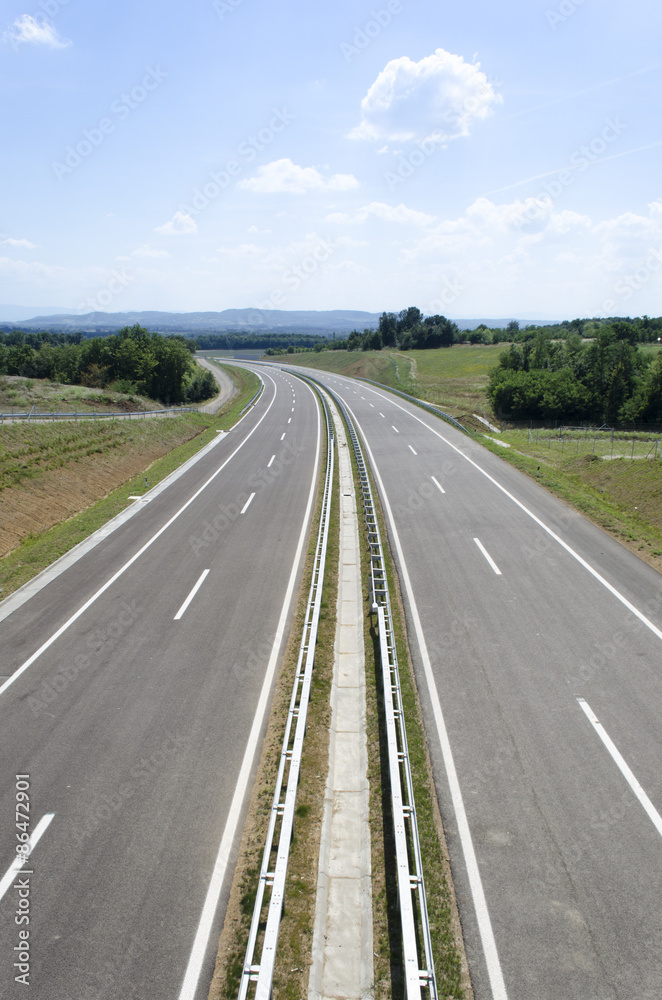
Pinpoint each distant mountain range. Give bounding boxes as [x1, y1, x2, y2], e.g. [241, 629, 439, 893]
[0, 307, 561, 334]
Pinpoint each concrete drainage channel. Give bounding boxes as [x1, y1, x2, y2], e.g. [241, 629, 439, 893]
[234, 373, 439, 1000]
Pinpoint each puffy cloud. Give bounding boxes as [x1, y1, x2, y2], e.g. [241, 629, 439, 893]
[325, 201, 434, 226]
[154, 211, 198, 236]
[239, 158, 359, 194]
[3, 14, 70, 49]
[131, 244, 170, 259]
[349, 48, 501, 144]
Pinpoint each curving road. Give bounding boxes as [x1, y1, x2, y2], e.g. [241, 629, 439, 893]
[277, 364, 662, 1000]
[0, 367, 321, 1000]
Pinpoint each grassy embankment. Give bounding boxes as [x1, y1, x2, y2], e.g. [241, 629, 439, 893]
[0, 374, 161, 413]
[283, 346, 662, 573]
[0, 365, 258, 599]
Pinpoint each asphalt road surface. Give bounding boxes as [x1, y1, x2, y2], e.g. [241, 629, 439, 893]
[279, 364, 662, 1000]
[0, 367, 322, 999]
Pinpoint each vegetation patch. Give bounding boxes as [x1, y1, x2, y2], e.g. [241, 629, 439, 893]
[0, 365, 258, 598]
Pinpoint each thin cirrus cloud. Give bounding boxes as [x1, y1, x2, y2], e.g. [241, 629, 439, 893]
[325, 202, 435, 226]
[131, 244, 171, 259]
[238, 158, 359, 194]
[349, 47, 501, 144]
[154, 211, 198, 236]
[3, 14, 71, 49]
[0, 235, 37, 249]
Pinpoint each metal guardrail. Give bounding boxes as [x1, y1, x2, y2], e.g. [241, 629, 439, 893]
[238, 391, 334, 1000]
[291, 370, 438, 1000]
[239, 382, 265, 416]
[356, 377, 469, 435]
[0, 406, 198, 423]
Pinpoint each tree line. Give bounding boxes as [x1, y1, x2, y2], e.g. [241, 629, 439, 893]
[488, 324, 662, 423]
[0, 325, 216, 405]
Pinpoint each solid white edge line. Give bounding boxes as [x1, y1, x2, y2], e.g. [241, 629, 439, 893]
[431, 476, 446, 495]
[577, 698, 662, 838]
[240, 492, 256, 515]
[474, 538, 503, 576]
[358, 383, 662, 645]
[0, 376, 280, 701]
[343, 399, 509, 1000]
[174, 569, 210, 621]
[0, 813, 55, 903]
[408, 445, 417, 456]
[177, 379, 321, 1000]
[267, 455, 275, 468]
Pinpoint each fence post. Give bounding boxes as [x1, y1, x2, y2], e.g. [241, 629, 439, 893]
[631, 438, 635, 460]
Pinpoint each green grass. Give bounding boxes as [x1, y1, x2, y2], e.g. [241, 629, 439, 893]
[0, 365, 259, 599]
[479, 429, 662, 571]
[282, 344, 507, 417]
[0, 375, 159, 413]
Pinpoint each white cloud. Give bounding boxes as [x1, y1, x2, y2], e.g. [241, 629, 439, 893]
[214, 244, 267, 258]
[154, 211, 198, 236]
[325, 201, 434, 227]
[4, 14, 70, 49]
[0, 236, 36, 249]
[349, 48, 501, 144]
[131, 244, 171, 259]
[239, 158, 359, 194]
[247, 225, 272, 234]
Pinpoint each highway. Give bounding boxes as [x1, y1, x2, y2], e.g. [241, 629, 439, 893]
[278, 365, 662, 1000]
[0, 367, 322, 999]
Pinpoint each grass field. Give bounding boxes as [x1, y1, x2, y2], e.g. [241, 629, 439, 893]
[0, 365, 259, 597]
[0, 375, 160, 413]
[282, 345, 505, 417]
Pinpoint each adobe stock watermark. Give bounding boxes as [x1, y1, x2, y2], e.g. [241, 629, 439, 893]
[254, 235, 338, 315]
[546, 0, 588, 30]
[385, 78, 500, 192]
[188, 438, 305, 555]
[429, 273, 468, 312]
[27, 599, 141, 716]
[597, 246, 662, 318]
[78, 268, 135, 313]
[51, 66, 168, 181]
[72, 732, 187, 847]
[171, 107, 294, 222]
[512, 117, 627, 228]
[340, 0, 408, 62]
[4, 0, 70, 54]
[212, 0, 246, 20]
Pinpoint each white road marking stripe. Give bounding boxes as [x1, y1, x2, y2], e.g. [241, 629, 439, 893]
[431, 476, 445, 494]
[392, 425, 399, 433]
[291, 407, 295, 412]
[474, 538, 502, 576]
[177, 397, 322, 1000]
[342, 401, 509, 1000]
[287, 417, 291, 423]
[408, 445, 417, 455]
[174, 570, 210, 621]
[0, 813, 54, 904]
[267, 455, 275, 468]
[369, 403, 374, 407]
[577, 698, 662, 838]
[280, 432, 286, 440]
[0, 376, 280, 701]
[240, 492, 256, 515]
[363, 385, 662, 645]
[379, 412, 385, 418]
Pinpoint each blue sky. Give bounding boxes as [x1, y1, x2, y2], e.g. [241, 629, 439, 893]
[1, 0, 661, 319]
